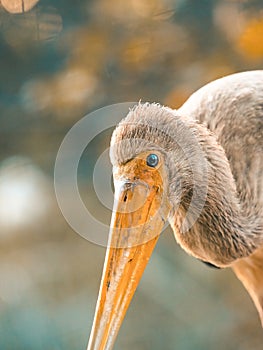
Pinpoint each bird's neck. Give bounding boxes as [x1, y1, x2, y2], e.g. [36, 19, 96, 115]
[169, 122, 262, 267]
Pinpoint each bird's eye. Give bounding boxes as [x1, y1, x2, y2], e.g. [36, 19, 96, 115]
[146, 153, 159, 168]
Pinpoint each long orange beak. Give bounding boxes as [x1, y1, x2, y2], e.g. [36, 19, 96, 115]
[87, 158, 170, 350]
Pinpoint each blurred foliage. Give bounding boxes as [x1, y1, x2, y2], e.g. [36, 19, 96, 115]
[0, 0, 263, 349]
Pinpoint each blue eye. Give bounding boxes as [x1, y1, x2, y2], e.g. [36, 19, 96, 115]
[146, 153, 159, 168]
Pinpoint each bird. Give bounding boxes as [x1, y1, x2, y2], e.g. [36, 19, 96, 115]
[87, 70, 263, 350]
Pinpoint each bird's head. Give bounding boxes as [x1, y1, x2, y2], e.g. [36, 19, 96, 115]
[88, 103, 209, 350]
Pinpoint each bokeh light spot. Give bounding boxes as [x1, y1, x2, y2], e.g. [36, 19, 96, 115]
[0, 157, 51, 231]
[1, 0, 39, 14]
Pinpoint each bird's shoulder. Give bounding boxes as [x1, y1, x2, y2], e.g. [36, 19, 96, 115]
[178, 70, 263, 212]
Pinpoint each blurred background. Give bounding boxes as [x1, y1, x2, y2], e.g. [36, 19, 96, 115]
[1, 0, 263, 349]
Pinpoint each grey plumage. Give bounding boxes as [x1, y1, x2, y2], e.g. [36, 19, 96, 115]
[110, 71, 263, 325]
